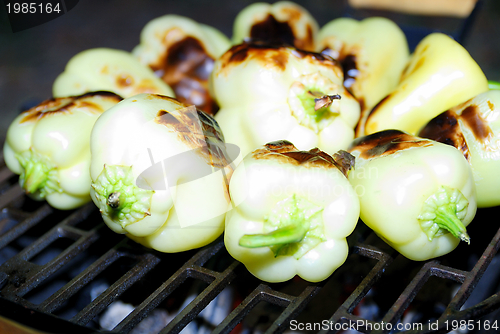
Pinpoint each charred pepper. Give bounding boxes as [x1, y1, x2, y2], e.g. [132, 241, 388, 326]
[133, 14, 231, 115]
[224, 140, 359, 282]
[3, 91, 122, 210]
[232, 1, 319, 51]
[348, 130, 477, 261]
[90, 93, 237, 252]
[419, 90, 500, 208]
[53, 48, 175, 99]
[211, 41, 361, 158]
[364, 33, 489, 136]
[316, 17, 410, 137]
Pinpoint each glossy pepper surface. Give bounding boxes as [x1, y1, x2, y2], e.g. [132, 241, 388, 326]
[364, 33, 489, 136]
[316, 17, 409, 137]
[348, 130, 477, 261]
[224, 140, 359, 283]
[53, 48, 175, 99]
[3, 91, 122, 210]
[211, 41, 361, 158]
[419, 90, 500, 208]
[89, 93, 236, 252]
[133, 14, 231, 115]
[232, 1, 319, 51]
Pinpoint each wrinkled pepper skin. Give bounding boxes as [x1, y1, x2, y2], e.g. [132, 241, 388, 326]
[419, 90, 500, 208]
[364, 33, 489, 136]
[89, 93, 237, 253]
[348, 130, 477, 261]
[316, 17, 410, 137]
[53, 48, 175, 99]
[224, 140, 359, 283]
[133, 15, 231, 115]
[3, 91, 122, 210]
[211, 41, 361, 158]
[232, 1, 319, 51]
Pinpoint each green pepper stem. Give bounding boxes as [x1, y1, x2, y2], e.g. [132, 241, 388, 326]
[434, 204, 470, 244]
[16, 149, 59, 198]
[239, 219, 310, 248]
[24, 163, 48, 194]
[91, 165, 154, 229]
[488, 80, 500, 90]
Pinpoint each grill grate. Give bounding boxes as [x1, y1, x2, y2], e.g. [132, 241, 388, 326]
[0, 158, 499, 334]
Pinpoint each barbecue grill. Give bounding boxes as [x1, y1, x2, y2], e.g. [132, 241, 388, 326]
[0, 150, 499, 334]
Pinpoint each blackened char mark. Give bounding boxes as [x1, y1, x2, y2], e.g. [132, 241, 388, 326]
[461, 105, 493, 142]
[151, 36, 218, 115]
[250, 14, 295, 48]
[418, 110, 470, 161]
[20, 91, 122, 123]
[349, 129, 432, 159]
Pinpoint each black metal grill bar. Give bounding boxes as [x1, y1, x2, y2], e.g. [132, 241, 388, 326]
[71, 250, 161, 326]
[111, 241, 235, 333]
[159, 261, 239, 334]
[0, 184, 26, 209]
[441, 221, 500, 315]
[316, 244, 394, 334]
[213, 282, 322, 334]
[264, 284, 323, 334]
[37, 240, 127, 313]
[1, 204, 99, 297]
[0, 204, 53, 249]
[429, 264, 467, 283]
[376, 261, 439, 332]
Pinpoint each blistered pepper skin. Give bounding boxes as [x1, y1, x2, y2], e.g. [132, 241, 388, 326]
[364, 33, 489, 136]
[232, 1, 319, 51]
[53, 48, 175, 99]
[419, 90, 500, 208]
[89, 93, 237, 253]
[211, 41, 361, 158]
[224, 141, 359, 283]
[133, 15, 231, 115]
[348, 130, 477, 261]
[3, 91, 122, 210]
[316, 17, 410, 137]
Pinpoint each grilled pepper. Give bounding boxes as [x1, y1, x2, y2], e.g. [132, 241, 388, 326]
[419, 90, 500, 208]
[232, 1, 319, 51]
[3, 91, 122, 210]
[316, 17, 410, 137]
[133, 15, 231, 115]
[224, 140, 359, 283]
[364, 33, 489, 136]
[211, 41, 361, 158]
[348, 130, 477, 261]
[53, 48, 175, 99]
[89, 93, 236, 252]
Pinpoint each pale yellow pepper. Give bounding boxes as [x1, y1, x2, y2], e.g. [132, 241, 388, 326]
[364, 33, 489, 136]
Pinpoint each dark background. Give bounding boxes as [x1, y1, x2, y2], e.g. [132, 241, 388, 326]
[1, 0, 499, 140]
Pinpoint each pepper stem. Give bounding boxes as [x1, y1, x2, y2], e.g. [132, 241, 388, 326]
[238, 194, 326, 259]
[239, 219, 310, 248]
[434, 203, 470, 244]
[15, 148, 60, 198]
[288, 73, 342, 133]
[91, 165, 154, 229]
[418, 186, 470, 243]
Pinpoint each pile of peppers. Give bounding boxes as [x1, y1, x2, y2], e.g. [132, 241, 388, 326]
[4, 1, 499, 284]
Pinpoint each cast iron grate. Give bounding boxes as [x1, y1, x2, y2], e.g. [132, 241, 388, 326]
[0, 156, 499, 334]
